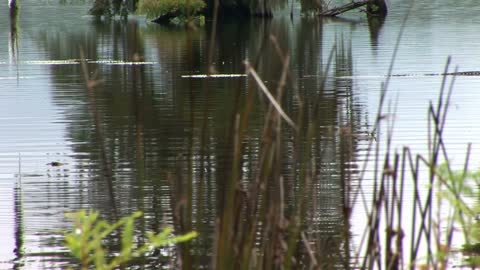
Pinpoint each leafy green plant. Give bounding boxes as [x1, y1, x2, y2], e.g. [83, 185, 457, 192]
[64, 210, 197, 270]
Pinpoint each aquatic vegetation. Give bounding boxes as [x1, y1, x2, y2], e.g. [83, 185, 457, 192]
[436, 163, 480, 266]
[89, 0, 130, 18]
[137, 0, 206, 25]
[64, 210, 197, 270]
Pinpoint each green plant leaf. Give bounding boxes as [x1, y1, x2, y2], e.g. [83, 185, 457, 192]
[64, 210, 197, 269]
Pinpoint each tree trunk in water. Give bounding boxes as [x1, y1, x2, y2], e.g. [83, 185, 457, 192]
[367, 0, 387, 17]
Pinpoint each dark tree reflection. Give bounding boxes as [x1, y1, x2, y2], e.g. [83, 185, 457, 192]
[33, 17, 369, 268]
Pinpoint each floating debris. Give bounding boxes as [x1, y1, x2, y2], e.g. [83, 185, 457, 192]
[181, 74, 247, 79]
[12, 59, 157, 66]
[88, 60, 158, 65]
[24, 59, 81, 65]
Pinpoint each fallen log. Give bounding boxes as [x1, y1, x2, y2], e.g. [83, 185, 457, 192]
[321, 0, 369, 16]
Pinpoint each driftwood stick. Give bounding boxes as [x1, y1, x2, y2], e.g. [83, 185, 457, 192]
[321, 0, 369, 17]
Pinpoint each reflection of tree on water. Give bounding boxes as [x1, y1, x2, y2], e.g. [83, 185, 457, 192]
[9, 5, 19, 66]
[13, 174, 24, 270]
[368, 15, 385, 50]
[10, 5, 23, 268]
[80, 48, 120, 221]
[35, 20, 152, 219]
[35, 17, 368, 268]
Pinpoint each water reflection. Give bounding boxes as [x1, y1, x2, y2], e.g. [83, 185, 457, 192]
[0, 0, 380, 266]
[13, 175, 24, 270]
[26, 16, 367, 268]
[2, 0, 480, 268]
[9, 5, 19, 68]
[367, 15, 385, 49]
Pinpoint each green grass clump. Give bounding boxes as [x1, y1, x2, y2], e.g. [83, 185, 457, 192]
[137, 0, 206, 21]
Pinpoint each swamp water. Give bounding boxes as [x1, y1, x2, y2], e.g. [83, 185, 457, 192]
[1, 0, 480, 268]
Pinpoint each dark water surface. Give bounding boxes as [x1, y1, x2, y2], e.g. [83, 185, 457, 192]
[1, 0, 480, 268]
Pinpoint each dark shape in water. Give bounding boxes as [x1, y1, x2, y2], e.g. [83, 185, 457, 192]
[367, 0, 388, 17]
[151, 11, 182, 24]
[47, 161, 64, 167]
[9, 0, 19, 65]
[367, 14, 386, 49]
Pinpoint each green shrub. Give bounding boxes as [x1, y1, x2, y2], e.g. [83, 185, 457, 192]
[64, 210, 197, 270]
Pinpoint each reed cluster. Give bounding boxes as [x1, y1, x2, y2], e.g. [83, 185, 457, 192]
[164, 35, 353, 269]
[166, 43, 479, 270]
[352, 57, 469, 269]
[73, 11, 477, 268]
